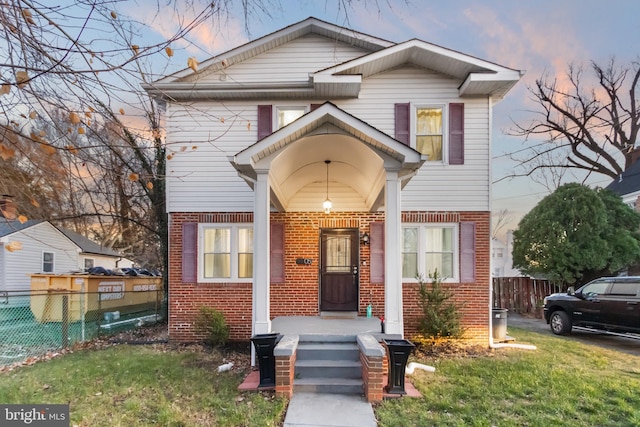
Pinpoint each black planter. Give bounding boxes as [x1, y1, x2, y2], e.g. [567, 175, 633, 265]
[383, 339, 415, 395]
[250, 333, 281, 388]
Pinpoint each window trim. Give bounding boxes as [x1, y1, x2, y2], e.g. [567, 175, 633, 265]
[198, 223, 253, 283]
[402, 223, 459, 283]
[275, 105, 308, 130]
[42, 251, 54, 273]
[412, 103, 448, 163]
[83, 258, 95, 270]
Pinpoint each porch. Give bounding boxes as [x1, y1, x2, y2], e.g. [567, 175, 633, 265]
[271, 315, 386, 336]
[241, 315, 420, 403]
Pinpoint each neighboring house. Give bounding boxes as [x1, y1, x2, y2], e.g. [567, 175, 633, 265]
[0, 218, 133, 294]
[0, 220, 79, 294]
[144, 17, 522, 344]
[605, 153, 640, 210]
[606, 153, 640, 275]
[491, 230, 522, 277]
[57, 228, 134, 271]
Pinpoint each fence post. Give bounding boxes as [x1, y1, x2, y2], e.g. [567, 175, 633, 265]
[61, 294, 69, 349]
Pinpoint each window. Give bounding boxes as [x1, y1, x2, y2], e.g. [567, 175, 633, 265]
[42, 252, 54, 273]
[416, 107, 443, 161]
[200, 224, 253, 281]
[395, 103, 464, 164]
[276, 106, 306, 129]
[84, 258, 94, 270]
[402, 224, 457, 281]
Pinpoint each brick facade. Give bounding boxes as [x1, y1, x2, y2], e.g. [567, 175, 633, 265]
[168, 211, 491, 344]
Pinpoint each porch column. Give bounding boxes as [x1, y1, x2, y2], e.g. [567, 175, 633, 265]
[253, 170, 271, 337]
[384, 169, 404, 335]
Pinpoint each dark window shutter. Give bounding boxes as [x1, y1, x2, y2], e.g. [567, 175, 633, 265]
[394, 103, 410, 145]
[310, 103, 322, 111]
[460, 222, 476, 282]
[270, 223, 285, 283]
[449, 103, 464, 164]
[257, 105, 272, 140]
[370, 222, 385, 283]
[182, 222, 197, 283]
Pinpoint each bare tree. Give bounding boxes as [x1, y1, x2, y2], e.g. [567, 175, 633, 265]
[1, 0, 394, 281]
[511, 59, 640, 181]
[491, 208, 512, 240]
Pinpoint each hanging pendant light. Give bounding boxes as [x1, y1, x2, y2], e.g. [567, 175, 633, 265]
[323, 160, 332, 214]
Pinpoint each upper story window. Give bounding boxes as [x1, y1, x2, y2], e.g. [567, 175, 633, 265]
[276, 106, 307, 129]
[84, 258, 95, 270]
[394, 103, 464, 165]
[43, 252, 54, 273]
[200, 224, 253, 282]
[416, 107, 444, 161]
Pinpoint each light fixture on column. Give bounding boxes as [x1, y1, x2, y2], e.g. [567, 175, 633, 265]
[323, 160, 332, 214]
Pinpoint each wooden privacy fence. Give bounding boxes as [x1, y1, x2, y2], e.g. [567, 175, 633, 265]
[492, 277, 567, 317]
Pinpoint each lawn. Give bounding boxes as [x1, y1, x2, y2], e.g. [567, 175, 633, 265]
[376, 328, 640, 426]
[0, 327, 638, 426]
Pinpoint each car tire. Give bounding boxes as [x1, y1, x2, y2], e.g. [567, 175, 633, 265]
[550, 311, 572, 335]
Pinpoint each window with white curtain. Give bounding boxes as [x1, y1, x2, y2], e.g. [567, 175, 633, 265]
[415, 106, 444, 161]
[200, 224, 253, 281]
[402, 224, 458, 281]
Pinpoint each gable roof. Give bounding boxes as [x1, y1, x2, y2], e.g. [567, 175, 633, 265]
[143, 17, 522, 102]
[0, 218, 122, 258]
[154, 17, 393, 84]
[0, 219, 44, 238]
[232, 102, 425, 211]
[56, 227, 121, 258]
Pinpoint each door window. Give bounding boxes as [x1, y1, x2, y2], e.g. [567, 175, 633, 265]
[325, 235, 351, 272]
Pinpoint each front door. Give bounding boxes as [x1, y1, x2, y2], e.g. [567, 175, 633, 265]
[320, 228, 359, 311]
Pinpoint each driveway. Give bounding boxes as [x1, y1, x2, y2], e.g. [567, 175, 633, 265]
[507, 313, 640, 357]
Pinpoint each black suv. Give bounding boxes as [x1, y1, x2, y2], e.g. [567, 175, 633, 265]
[543, 276, 640, 335]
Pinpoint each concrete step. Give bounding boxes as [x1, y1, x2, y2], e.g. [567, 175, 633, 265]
[294, 377, 363, 395]
[295, 359, 362, 379]
[296, 342, 360, 361]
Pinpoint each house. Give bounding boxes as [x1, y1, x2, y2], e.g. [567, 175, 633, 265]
[144, 17, 522, 345]
[57, 228, 134, 271]
[0, 219, 80, 294]
[491, 231, 522, 277]
[0, 218, 133, 295]
[605, 153, 640, 211]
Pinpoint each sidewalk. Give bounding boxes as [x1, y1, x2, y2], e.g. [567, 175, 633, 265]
[283, 392, 377, 427]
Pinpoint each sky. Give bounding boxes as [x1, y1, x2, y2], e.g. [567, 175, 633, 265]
[121, 0, 640, 236]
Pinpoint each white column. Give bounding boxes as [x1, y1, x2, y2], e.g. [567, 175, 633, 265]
[384, 169, 404, 336]
[253, 171, 271, 337]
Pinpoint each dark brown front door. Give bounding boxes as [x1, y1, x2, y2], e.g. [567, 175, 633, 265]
[320, 228, 359, 311]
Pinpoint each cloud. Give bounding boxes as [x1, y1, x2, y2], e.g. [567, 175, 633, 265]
[121, 2, 249, 59]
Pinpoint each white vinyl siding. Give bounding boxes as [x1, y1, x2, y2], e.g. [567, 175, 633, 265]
[181, 34, 370, 85]
[0, 223, 78, 294]
[165, 66, 490, 213]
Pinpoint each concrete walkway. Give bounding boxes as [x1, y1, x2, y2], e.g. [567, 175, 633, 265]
[283, 392, 377, 427]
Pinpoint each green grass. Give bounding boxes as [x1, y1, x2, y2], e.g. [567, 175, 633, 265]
[376, 327, 640, 426]
[1, 327, 638, 426]
[0, 344, 287, 426]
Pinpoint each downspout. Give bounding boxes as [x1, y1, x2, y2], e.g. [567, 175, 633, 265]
[487, 95, 535, 351]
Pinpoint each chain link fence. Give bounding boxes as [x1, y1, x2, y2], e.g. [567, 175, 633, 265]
[0, 288, 163, 368]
